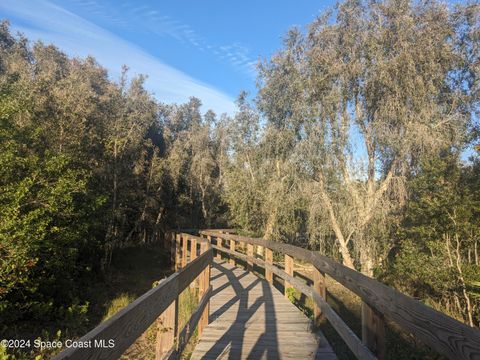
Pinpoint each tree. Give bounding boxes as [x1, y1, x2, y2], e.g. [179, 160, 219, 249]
[221, 93, 266, 235]
[384, 153, 480, 326]
[257, 0, 478, 273]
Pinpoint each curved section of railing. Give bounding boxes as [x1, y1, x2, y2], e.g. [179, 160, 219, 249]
[54, 232, 213, 360]
[198, 230, 480, 360]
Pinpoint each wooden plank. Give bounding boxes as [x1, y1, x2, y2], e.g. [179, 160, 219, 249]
[177, 249, 213, 292]
[191, 238, 197, 261]
[200, 230, 480, 360]
[210, 244, 375, 360]
[190, 238, 198, 287]
[284, 254, 294, 297]
[170, 232, 176, 267]
[216, 237, 222, 260]
[191, 260, 332, 360]
[198, 261, 205, 337]
[198, 242, 209, 337]
[53, 250, 212, 360]
[175, 233, 181, 271]
[362, 302, 386, 360]
[229, 239, 236, 266]
[155, 298, 177, 360]
[202, 254, 211, 331]
[265, 248, 273, 284]
[182, 234, 188, 267]
[313, 268, 326, 327]
[179, 232, 210, 243]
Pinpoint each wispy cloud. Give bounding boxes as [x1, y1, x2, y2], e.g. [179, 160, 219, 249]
[65, 0, 257, 78]
[0, 0, 236, 114]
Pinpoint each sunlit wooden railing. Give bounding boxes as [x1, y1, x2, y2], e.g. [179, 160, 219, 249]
[54, 232, 212, 360]
[196, 229, 480, 360]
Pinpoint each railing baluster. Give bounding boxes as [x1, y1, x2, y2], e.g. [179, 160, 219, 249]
[182, 235, 188, 268]
[362, 302, 386, 360]
[191, 238, 198, 287]
[215, 236, 221, 260]
[265, 248, 273, 284]
[313, 268, 326, 327]
[169, 231, 175, 268]
[198, 242, 211, 336]
[191, 238, 197, 260]
[175, 233, 181, 271]
[284, 254, 294, 297]
[203, 244, 211, 331]
[155, 298, 178, 360]
[229, 239, 236, 266]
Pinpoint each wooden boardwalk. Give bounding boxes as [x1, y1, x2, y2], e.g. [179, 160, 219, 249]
[191, 260, 336, 360]
[53, 231, 480, 360]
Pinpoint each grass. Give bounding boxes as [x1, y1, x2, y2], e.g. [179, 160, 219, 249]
[102, 293, 136, 321]
[178, 286, 200, 360]
[100, 261, 201, 360]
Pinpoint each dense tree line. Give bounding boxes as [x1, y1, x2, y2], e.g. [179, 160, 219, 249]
[0, 21, 227, 326]
[0, 0, 479, 334]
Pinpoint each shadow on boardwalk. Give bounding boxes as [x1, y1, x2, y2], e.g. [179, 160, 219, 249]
[191, 260, 334, 360]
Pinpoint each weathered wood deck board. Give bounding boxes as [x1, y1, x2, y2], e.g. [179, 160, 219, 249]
[191, 260, 336, 360]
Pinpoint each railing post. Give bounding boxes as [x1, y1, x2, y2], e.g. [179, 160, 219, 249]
[198, 242, 210, 337]
[203, 247, 211, 330]
[265, 248, 273, 284]
[182, 235, 188, 268]
[191, 238, 197, 261]
[191, 238, 198, 287]
[362, 302, 386, 360]
[215, 236, 221, 260]
[175, 233, 181, 271]
[229, 239, 236, 266]
[313, 268, 326, 327]
[284, 254, 294, 297]
[155, 298, 178, 359]
[247, 243, 254, 272]
[170, 232, 176, 268]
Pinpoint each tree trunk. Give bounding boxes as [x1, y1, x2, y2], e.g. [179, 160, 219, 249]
[263, 206, 277, 241]
[316, 177, 355, 269]
[454, 235, 474, 327]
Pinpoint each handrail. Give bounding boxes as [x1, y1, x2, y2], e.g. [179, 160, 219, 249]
[209, 243, 376, 360]
[199, 230, 480, 360]
[54, 232, 213, 360]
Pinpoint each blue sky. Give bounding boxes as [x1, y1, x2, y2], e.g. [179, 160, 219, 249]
[0, 0, 333, 115]
[1, 0, 474, 162]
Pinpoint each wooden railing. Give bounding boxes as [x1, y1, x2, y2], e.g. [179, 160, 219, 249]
[198, 230, 480, 360]
[54, 232, 213, 360]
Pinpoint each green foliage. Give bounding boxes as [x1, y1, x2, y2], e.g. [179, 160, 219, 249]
[0, 115, 92, 318]
[383, 153, 480, 325]
[285, 287, 296, 303]
[0, 21, 226, 335]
